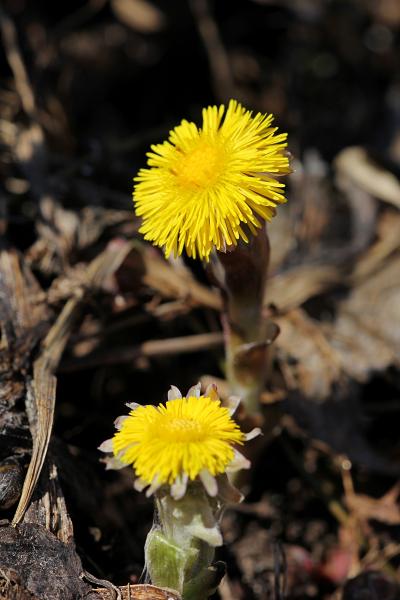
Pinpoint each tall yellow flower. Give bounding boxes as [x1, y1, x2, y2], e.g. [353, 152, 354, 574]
[134, 100, 289, 260]
[100, 384, 259, 500]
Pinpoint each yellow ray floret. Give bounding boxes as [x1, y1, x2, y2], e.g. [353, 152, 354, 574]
[134, 99, 289, 260]
[112, 395, 245, 487]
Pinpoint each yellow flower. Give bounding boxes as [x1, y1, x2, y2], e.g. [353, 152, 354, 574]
[100, 384, 259, 499]
[134, 99, 289, 260]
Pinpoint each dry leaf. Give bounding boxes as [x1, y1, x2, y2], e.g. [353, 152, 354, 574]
[346, 483, 400, 526]
[350, 210, 400, 283]
[329, 256, 400, 381]
[143, 248, 222, 310]
[267, 265, 342, 313]
[276, 308, 342, 400]
[12, 242, 134, 525]
[112, 0, 166, 33]
[335, 146, 400, 209]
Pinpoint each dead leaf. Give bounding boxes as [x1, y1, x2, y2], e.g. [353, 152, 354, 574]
[350, 210, 400, 283]
[111, 0, 166, 33]
[329, 255, 400, 382]
[346, 483, 400, 526]
[276, 308, 342, 400]
[142, 248, 222, 311]
[267, 265, 342, 313]
[12, 242, 134, 525]
[335, 146, 400, 209]
[369, 0, 400, 26]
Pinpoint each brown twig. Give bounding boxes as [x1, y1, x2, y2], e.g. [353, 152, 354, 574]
[61, 331, 224, 371]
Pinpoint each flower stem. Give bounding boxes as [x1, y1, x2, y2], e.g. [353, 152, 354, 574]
[145, 484, 225, 599]
[215, 226, 276, 416]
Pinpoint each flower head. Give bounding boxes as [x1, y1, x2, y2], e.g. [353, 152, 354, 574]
[134, 99, 289, 260]
[100, 383, 259, 499]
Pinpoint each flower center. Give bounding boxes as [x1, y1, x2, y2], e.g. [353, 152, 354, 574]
[174, 143, 224, 189]
[161, 417, 206, 443]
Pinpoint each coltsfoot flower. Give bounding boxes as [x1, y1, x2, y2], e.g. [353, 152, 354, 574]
[100, 383, 260, 500]
[134, 99, 289, 260]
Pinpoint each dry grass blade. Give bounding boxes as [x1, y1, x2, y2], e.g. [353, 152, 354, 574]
[12, 242, 134, 525]
[0, 7, 36, 118]
[0, 250, 36, 333]
[12, 364, 56, 526]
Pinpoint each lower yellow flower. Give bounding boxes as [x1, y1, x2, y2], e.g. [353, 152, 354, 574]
[134, 99, 290, 260]
[100, 384, 259, 499]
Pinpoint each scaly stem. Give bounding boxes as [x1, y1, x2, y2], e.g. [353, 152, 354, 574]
[214, 226, 275, 416]
[145, 484, 224, 599]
